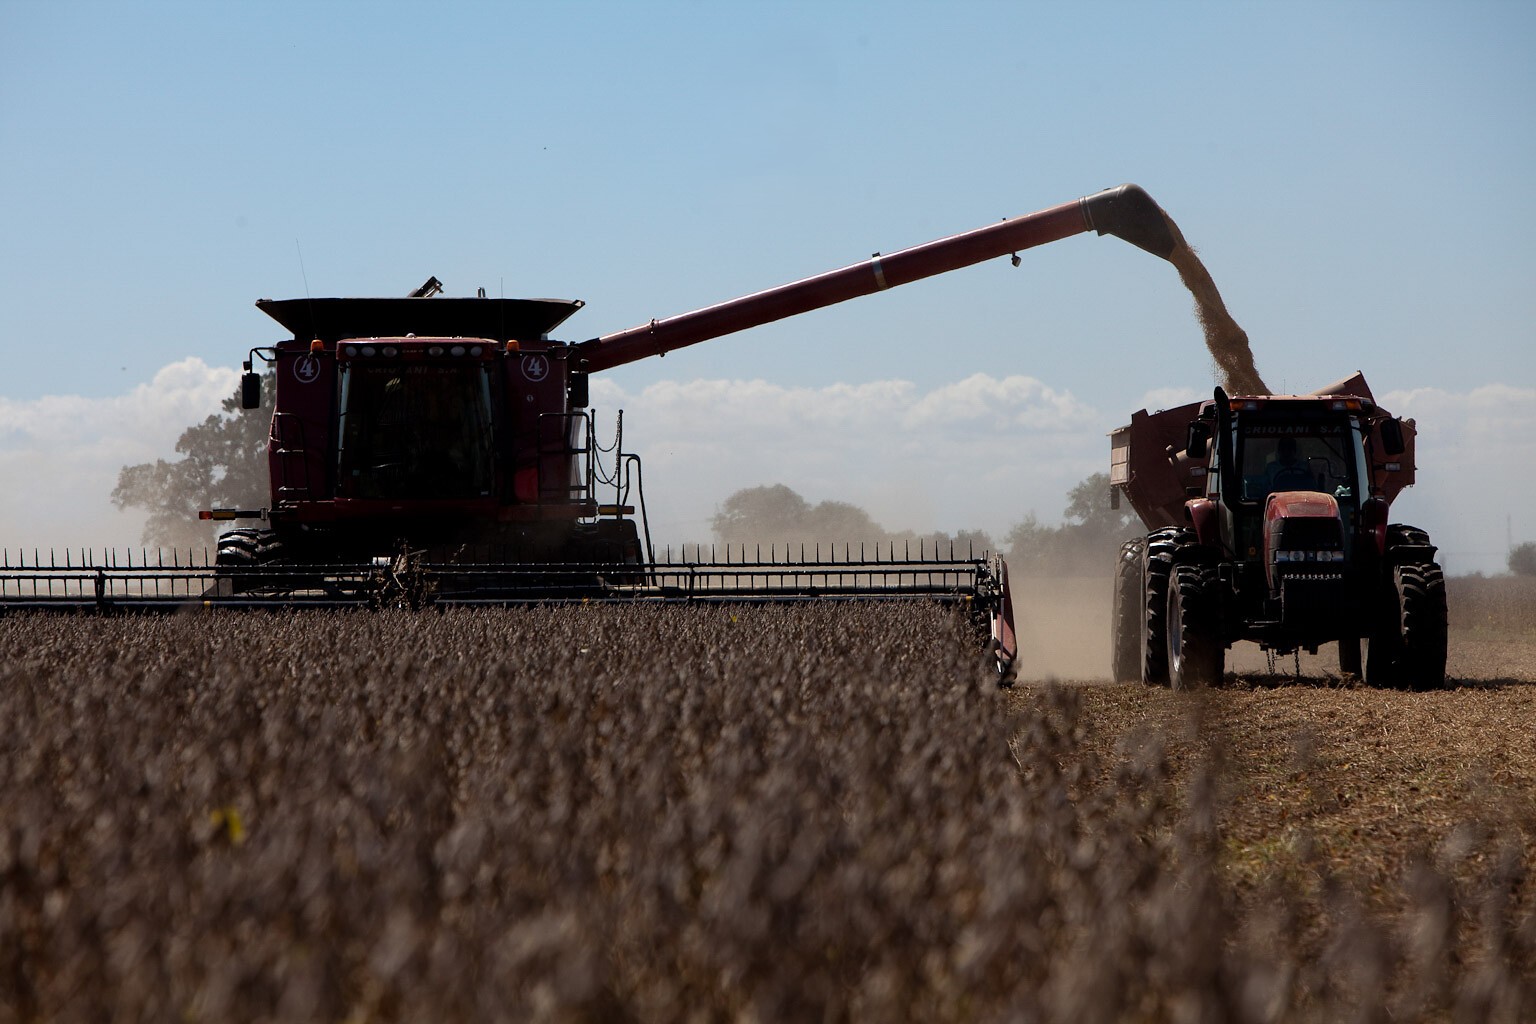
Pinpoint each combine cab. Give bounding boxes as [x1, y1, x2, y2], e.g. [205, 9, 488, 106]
[3, 182, 1218, 681]
[1109, 373, 1447, 689]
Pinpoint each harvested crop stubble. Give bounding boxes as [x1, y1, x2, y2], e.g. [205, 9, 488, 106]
[1, 605, 1531, 1022]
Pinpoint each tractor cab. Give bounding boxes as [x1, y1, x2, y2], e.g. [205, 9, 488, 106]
[1183, 390, 1390, 628]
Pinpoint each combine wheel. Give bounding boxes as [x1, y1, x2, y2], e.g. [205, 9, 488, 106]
[1110, 537, 1145, 682]
[1366, 552, 1448, 691]
[215, 528, 262, 566]
[214, 527, 305, 596]
[1167, 563, 1224, 689]
[213, 528, 265, 594]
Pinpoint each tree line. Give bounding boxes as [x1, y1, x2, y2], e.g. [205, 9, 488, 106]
[708, 479, 1141, 576]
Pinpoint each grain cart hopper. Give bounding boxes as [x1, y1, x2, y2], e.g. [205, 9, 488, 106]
[1109, 373, 1447, 689]
[3, 183, 1191, 678]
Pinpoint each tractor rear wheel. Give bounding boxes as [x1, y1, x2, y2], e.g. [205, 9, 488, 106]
[1366, 525, 1448, 690]
[1367, 560, 1448, 691]
[1111, 537, 1145, 683]
[1167, 563, 1224, 689]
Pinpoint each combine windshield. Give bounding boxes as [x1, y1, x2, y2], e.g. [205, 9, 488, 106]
[337, 364, 496, 499]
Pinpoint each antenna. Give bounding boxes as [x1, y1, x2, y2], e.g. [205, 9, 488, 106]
[295, 239, 311, 298]
[296, 239, 317, 339]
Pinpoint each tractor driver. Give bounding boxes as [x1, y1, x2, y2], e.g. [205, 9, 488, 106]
[1264, 436, 1315, 494]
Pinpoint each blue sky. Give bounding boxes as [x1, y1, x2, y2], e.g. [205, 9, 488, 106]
[2, 0, 1533, 571]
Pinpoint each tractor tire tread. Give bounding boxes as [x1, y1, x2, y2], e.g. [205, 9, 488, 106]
[1168, 562, 1224, 689]
[1141, 528, 1189, 687]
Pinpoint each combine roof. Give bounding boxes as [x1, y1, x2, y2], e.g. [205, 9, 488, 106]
[256, 297, 585, 342]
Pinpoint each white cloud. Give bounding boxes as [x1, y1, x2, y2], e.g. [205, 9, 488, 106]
[0, 358, 238, 550]
[1380, 384, 1536, 575]
[591, 375, 1107, 546]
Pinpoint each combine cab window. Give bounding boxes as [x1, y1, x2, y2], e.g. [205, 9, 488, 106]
[337, 364, 496, 499]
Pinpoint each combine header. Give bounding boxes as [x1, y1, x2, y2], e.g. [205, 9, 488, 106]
[3, 183, 1192, 680]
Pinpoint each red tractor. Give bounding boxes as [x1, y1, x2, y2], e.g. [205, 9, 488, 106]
[1108, 375, 1448, 689]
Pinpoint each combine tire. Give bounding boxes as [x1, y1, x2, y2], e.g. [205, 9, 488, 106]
[1167, 563, 1224, 689]
[215, 527, 308, 596]
[1141, 528, 1188, 686]
[215, 528, 262, 567]
[1366, 526, 1448, 690]
[1110, 537, 1144, 682]
[213, 528, 264, 594]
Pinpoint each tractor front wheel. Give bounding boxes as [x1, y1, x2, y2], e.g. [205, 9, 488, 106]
[1167, 563, 1224, 689]
[1141, 528, 1190, 687]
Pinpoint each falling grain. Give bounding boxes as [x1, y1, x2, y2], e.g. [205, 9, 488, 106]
[1159, 209, 1271, 396]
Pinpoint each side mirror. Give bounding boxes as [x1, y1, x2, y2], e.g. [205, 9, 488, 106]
[1379, 417, 1405, 456]
[567, 370, 589, 409]
[240, 368, 262, 410]
[1186, 421, 1211, 460]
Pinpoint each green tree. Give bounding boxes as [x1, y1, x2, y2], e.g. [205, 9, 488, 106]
[709, 484, 991, 555]
[1003, 472, 1141, 576]
[112, 371, 274, 550]
[1510, 542, 1536, 577]
[711, 484, 813, 544]
[1063, 472, 1143, 537]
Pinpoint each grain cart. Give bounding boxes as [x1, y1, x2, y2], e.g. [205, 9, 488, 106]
[3, 183, 1192, 678]
[1108, 373, 1447, 689]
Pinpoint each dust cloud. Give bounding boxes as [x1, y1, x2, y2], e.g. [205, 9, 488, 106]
[1158, 209, 1270, 396]
[1011, 576, 1114, 682]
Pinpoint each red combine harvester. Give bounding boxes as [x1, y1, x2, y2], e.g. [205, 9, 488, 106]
[2, 183, 1192, 679]
[1108, 375, 1447, 689]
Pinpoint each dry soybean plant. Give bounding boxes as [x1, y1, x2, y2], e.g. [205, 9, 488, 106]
[0, 605, 1530, 1022]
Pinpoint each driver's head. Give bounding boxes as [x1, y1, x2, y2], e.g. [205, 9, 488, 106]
[1277, 437, 1298, 463]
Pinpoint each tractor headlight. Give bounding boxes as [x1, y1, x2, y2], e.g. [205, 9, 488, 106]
[1275, 550, 1345, 563]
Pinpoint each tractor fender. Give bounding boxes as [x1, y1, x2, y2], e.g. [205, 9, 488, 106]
[1184, 497, 1219, 549]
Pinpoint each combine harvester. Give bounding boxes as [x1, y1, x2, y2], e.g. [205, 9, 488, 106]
[2, 183, 1201, 680]
[1108, 375, 1447, 689]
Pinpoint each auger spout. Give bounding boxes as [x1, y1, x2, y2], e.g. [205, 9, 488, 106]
[1078, 183, 1178, 259]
